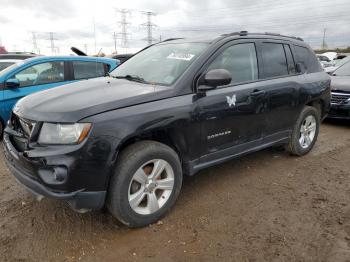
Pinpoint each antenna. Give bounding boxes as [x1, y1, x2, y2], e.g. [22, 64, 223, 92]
[140, 11, 157, 45]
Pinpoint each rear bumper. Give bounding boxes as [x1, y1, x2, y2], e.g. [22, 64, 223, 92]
[328, 103, 350, 120]
[3, 133, 107, 210]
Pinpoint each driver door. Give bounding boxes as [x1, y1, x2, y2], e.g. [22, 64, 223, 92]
[195, 41, 267, 163]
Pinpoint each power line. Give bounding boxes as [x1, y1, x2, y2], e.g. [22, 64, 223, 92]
[140, 11, 157, 45]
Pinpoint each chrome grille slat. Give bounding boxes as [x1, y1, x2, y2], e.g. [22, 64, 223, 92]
[331, 92, 350, 105]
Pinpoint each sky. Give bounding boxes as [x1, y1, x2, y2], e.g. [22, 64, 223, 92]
[0, 0, 349, 55]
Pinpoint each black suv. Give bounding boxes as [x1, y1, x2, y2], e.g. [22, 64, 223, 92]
[4, 32, 330, 227]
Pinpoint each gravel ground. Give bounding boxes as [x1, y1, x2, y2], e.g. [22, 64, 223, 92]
[0, 120, 349, 262]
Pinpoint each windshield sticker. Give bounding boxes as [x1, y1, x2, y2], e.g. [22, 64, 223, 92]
[167, 53, 195, 61]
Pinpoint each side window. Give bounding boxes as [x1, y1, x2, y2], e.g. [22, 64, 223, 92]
[284, 44, 296, 74]
[260, 43, 288, 78]
[13, 61, 65, 88]
[294, 45, 322, 73]
[73, 61, 106, 80]
[207, 43, 258, 85]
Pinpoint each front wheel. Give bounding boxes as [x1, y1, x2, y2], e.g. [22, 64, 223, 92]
[107, 141, 183, 228]
[286, 106, 320, 156]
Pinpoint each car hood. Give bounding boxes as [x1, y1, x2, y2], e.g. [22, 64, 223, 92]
[14, 77, 172, 122]
[330, 76, 350, 92]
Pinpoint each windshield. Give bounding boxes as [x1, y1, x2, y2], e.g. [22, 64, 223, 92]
[0, 62, 15, 71]
[110, 42, 209, 86]
[334, 59, 350, 76]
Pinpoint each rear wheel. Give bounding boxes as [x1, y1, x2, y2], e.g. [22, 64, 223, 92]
[286, 106, 320, 156]
[107, 141, 182, 228]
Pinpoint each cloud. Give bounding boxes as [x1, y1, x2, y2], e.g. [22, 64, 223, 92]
[0, 0, 349, 54]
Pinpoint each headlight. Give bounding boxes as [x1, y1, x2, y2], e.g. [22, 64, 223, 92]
[38, 123, 92, 145]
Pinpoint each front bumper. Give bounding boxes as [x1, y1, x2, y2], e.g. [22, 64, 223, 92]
[328, 103, 350, 120]
[3, 132, 111, 210]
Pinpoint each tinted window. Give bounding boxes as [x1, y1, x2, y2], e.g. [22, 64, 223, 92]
[261, 43, 288, 78]
[284, 44, 296, 74]
[294, 45, 322, 73]
[13, 61, 65, 87]
[73, 61, 106, 80]
[207, 43, 258, 85]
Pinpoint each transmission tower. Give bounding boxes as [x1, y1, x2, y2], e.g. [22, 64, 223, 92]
[31, 32, 40, 54]
[112, 32, 118, 53]
[116, 9, 131, 51]
[321, 28, 328, 50]
[141, 11, 157, 45]
[47, 32, 58, 55]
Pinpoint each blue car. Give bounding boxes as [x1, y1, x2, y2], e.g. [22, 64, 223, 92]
[0, 56, 118, 134]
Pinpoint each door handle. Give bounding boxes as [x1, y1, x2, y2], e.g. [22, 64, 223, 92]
[250, 90, 266, 97]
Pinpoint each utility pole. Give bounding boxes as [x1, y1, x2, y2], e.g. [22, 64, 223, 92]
[93, 17, 97, 54]
[31, 32, 40, 54]
[116, 9, 131, 52]
[141, 11, 157, 45]
[112, 32, 118, 53]
[47, 32, 58, 55]
[321, 28, 328, 50]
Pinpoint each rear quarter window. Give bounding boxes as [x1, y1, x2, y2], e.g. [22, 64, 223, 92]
[260, 42, 289, 78]
[294, 45, 322, 73]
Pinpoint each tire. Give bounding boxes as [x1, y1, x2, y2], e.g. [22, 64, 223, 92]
[0, 120, 3, 139]
[286, 106, 320, 156]
[107, 141, 183, 228]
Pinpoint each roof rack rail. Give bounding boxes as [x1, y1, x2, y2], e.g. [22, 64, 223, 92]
[222, 31, 304, 41]
[162, 38, 184, 42]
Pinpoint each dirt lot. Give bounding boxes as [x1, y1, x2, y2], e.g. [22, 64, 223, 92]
[0, 120, 350, 262]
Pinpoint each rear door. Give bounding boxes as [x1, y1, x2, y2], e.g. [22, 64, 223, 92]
[256, 41, 302, 142]
[71, 61, 107, 80]
[3, 61, 68, 122]
[195, 41, 267, 162]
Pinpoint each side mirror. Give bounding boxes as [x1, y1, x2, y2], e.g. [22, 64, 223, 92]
[198, 69, 232, 91]
[5, 78, 20, 89]
[295, 62, 305, 74]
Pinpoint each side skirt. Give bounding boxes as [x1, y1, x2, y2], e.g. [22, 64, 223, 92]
[184, 136, 289, 176]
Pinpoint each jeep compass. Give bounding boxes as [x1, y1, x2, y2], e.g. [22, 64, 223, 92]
[3, 32, 331, 227]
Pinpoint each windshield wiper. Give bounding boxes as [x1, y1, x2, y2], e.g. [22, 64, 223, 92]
[113, 74, 149, 84]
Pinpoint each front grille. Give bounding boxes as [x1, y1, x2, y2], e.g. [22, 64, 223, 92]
[10, 114, 36, 138]
[331, 92, 350, 105]
[9, 114, 36, 152]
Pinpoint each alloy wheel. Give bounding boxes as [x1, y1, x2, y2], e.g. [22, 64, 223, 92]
[128, 159, 175, 215]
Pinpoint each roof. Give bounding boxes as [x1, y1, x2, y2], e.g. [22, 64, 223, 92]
[23, 55, 117, 65]
[0, 54, 38, 60]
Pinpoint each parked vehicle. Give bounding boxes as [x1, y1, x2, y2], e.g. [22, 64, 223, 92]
[0, 59, 19, 71]
[329, 60, 350, 119]
[110, 54, 133, 64]
[324, 56, 350, 74]
[0, 56, 118, 134]
[317, 54, 333, 68]
[3, 32, 330, 227]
